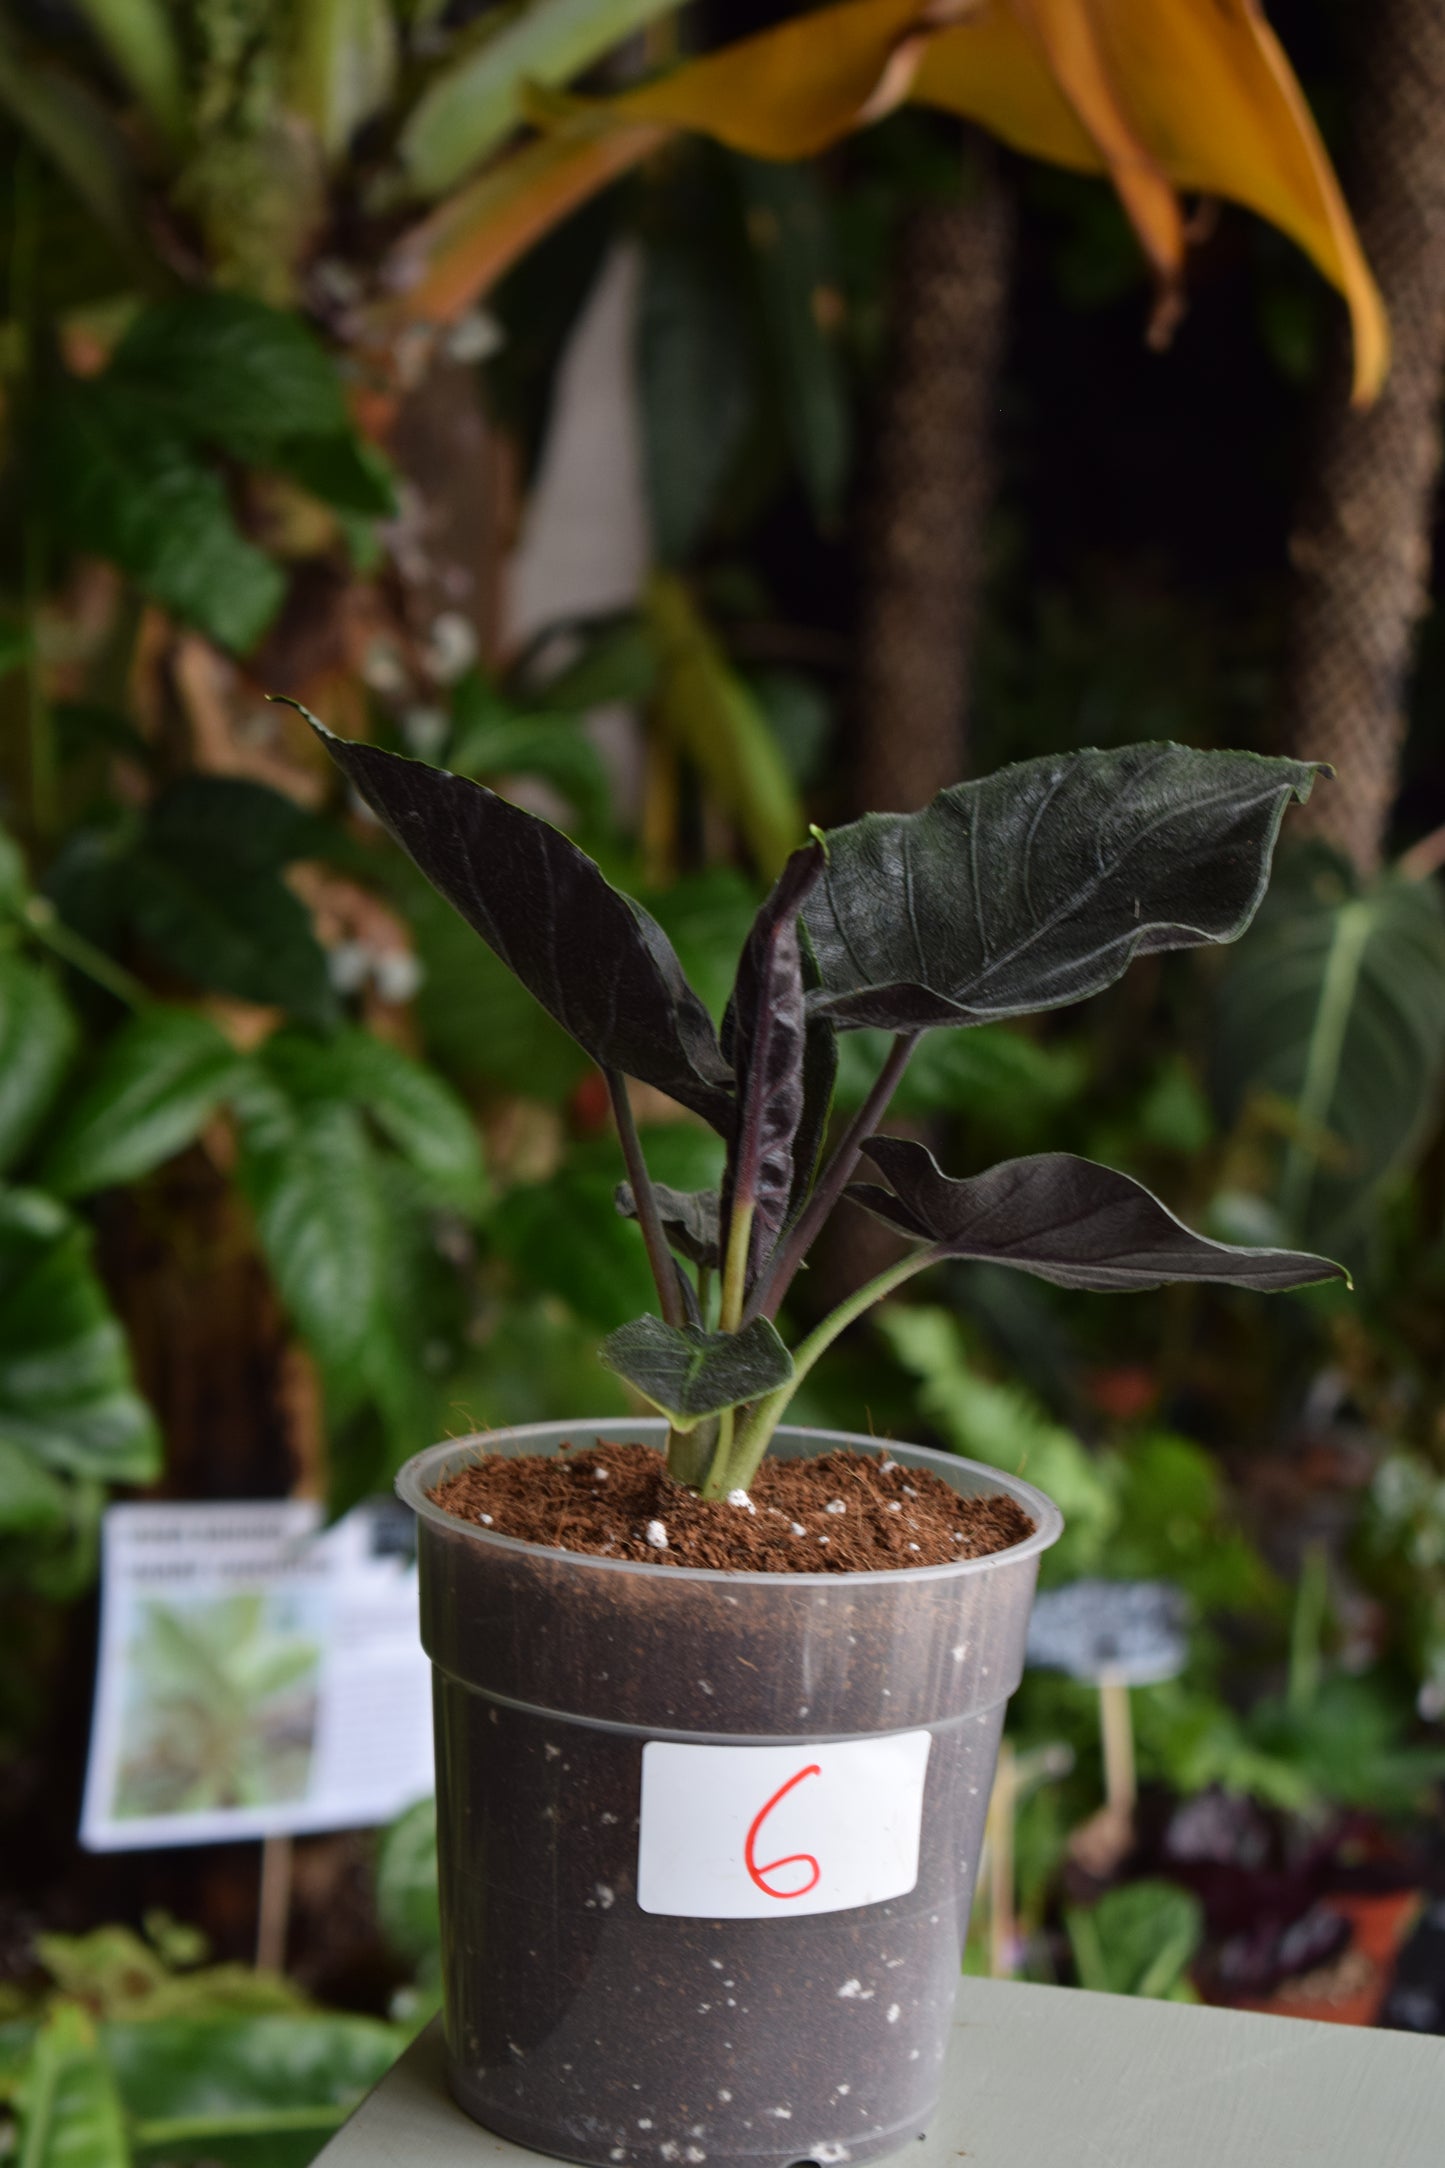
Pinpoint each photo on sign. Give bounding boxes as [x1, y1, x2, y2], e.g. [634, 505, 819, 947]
[80, 1500, 433, 1852]
[114, 1588, 324, 1819]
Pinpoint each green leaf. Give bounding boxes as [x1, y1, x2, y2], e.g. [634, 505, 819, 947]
[38, 379, 284, 655]
[733, 154, 851, 524]
[1065, 1881, 1203, 1999]
[375, 1798, 440, 1966]
[237, 1093, 389, 1401]
[106, 2012, 400, 2168]
[259, 1029, 486, 1211]
[306, 711, 734, 1129]
[16, 2003, 128, 2168]
[110, 296, 349, 458]
[0, 957, 77, 1174]
[276, 432, 397, 518]
[493, 1157, 659, 1333]
[41, 1010, 248, 1198]
[1212, 850, 1445, 1245]
[639, 234, 757, 564]
[73, 0, 187, 142]
[852, 1137, 1344, 1292]
[803, 744, 1321, 1030]
[287, 0, 398, 159]
[600, 1314, 793, 1429]
[0, 1189, 160, 1483]
[127, 831, 335, 1030]
[645, 575, 804, 879]
[397, 0, 677, 195]
[615, 1182, 720, 1271]
[0, 1437, 72, 1539]
[449, 673, 611, 830]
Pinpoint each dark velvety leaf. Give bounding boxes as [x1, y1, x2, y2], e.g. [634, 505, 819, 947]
[38, 379, 284, 654]
[600, 1314, 793, 1430]
[0, 956, 77, 1173]
[615, 1181, 720, 1270]
[804, 745, 1320, 1030]
[721, 840, 825, 1270]
[788, 920, 837, 1226]
[852, 1136, 1345, 1292]
[0, 1188, 160, 1482]
[308, 717, 734, 1130]
[42, 1009, 249, 1198]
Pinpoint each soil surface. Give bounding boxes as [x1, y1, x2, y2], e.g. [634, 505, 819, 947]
[430, 1441, 1033, 1571]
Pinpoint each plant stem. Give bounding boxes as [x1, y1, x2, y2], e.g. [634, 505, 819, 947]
[751, 1030, 918, 1321]
[606, 1068, 684, 1329]
[719, 1198, 754, 1333]
[712, 1247, 937, 1495]
[23, 897, 147, 1008]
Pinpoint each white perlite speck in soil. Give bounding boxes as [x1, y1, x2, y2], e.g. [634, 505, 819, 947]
[824, 1498, 846, 1515]
[645, 1520, 668, 1550]
[726, 1489, 756, 1513]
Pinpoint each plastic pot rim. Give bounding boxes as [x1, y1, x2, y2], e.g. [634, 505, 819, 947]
[396, 1416, 1063, 1588]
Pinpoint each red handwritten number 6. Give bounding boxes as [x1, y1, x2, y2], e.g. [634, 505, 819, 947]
[745, 1764, 822, 1899]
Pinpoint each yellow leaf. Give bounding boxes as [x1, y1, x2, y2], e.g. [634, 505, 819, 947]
[915, 0, 1386, 401]
[376, 117, 665, 331]
[645, 575, 803, 879]
[618, 0, 922, 157]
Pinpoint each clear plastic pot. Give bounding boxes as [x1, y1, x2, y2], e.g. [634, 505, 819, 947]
[398, 1420, 1061, 2168]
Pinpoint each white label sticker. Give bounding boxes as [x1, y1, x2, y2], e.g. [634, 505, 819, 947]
[637, 1732, 932, 1918]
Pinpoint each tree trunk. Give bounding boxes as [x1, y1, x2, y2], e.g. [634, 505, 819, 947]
[852, 152, 1014, 813]
[1284, 0, 1445, 874]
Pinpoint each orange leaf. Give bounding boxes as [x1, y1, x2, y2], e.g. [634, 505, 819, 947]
[376, 118, 666, 333]
[916, 0, 1386, 401]
[617, 0, 925, 157]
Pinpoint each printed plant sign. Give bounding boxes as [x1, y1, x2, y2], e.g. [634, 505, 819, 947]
[81, 1501, 432, 1850]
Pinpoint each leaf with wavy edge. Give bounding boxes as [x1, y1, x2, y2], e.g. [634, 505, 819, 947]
[803, 744, 1321, 1032]
[851, 1135, 1345, 1292]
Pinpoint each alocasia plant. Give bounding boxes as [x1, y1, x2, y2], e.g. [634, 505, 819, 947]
[297, 710, 1344, 1500]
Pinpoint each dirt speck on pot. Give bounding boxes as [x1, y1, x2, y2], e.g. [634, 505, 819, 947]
[431, 1442, 1033, 1572]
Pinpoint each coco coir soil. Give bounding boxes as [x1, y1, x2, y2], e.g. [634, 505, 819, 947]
[430, 1441, 1033, 1570]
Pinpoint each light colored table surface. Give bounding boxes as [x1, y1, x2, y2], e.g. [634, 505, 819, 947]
[316, 1979, 1445, 2166]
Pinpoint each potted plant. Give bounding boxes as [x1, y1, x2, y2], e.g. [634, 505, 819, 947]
[300, 713, 1341, 2167]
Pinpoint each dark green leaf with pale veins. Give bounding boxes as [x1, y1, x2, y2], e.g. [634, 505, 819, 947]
[852, 1136, 1345, 1293]
[804, 745, 1321, 1031]
[600, 1315, 793, 1430]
